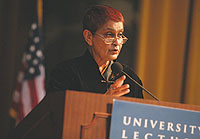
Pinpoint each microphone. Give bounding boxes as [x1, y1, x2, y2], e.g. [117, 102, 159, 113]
[111, 62, 160, 101]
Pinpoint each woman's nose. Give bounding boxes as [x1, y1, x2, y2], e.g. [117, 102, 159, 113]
[113, 37, 122, 45]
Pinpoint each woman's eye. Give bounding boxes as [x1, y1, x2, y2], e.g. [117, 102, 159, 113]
[118, 33, 123, 37]
[104, 32, 114, 38]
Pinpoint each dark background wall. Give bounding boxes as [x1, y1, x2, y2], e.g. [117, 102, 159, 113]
[0, 0, 140, 138]
[0, 0, 36, 138]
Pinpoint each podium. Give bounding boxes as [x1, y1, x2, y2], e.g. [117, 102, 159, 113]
[8, 90, 200, 139]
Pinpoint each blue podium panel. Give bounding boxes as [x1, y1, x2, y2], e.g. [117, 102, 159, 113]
[110, 100, 200, 139]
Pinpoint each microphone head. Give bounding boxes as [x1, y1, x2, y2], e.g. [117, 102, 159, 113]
[111, 62, 123, 74]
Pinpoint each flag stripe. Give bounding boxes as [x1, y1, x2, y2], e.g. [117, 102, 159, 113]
[28, 79, 39, 108]
[21, 81, 32, 117]
[18, 97, 25, 122]
[35, 65, 45, 102]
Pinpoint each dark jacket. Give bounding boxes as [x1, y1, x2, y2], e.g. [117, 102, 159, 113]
[46, 50, 143, 98]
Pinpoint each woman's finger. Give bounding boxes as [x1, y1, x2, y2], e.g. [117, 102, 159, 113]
[114, 88, 130, 97]
[105, 84, 130, 96]
[111, 84, 130, 96]
[112, 75, 126, 88]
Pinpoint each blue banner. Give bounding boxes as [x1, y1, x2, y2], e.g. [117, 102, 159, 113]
[110, 100, 200, 139]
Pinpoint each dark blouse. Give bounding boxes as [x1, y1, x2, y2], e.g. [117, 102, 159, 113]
[46, 50, 143, 98]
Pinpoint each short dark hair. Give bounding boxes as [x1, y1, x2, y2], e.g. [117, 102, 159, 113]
[83, 5, 124, 33]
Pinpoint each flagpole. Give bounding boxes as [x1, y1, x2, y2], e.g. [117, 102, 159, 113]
[37, 0, 43, 27]
[37, 0, 44, 50]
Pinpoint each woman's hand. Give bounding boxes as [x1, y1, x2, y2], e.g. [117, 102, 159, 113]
[105, 75, 130, 96]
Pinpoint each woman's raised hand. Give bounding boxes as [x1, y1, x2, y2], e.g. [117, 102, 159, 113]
[105, 75, 130, 96]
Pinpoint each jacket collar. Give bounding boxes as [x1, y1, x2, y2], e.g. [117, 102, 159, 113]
[82, 49, 113, 81]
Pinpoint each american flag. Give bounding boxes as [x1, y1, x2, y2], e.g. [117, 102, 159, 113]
[10, 20, 46, 125]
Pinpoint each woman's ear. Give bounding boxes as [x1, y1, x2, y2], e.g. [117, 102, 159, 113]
[83, 29, 93, 46]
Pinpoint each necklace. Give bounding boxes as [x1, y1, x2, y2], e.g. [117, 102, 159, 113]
[100, 62, 110, 75]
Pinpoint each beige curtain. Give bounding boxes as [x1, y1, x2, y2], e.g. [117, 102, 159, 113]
[184, 0, 200, 105]
[136, 0, 200, 105]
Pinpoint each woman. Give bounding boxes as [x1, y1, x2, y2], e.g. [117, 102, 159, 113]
[47, 5, 143, 98]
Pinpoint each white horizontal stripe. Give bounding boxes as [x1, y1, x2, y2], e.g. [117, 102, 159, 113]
[35, 65, 46, 102]
[21, 81, 32, 117]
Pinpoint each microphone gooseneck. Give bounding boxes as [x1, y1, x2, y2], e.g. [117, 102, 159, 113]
[111, 62, 160, 101]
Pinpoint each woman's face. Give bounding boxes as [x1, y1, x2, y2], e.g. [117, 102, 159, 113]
[90, 20, 124, 65]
